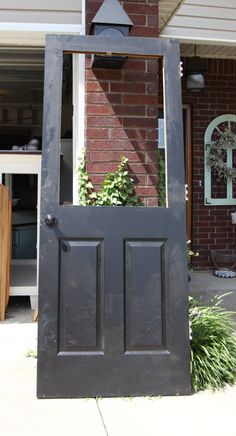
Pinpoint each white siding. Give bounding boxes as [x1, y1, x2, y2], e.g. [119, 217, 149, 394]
[0, 0, 82, 24]
[0, 0, 81, 10]
[161, 0, 236, 45]
[0, 0, 84, 46]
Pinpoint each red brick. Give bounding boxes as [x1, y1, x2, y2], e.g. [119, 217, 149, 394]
[147, 83, 158, 94]
[123, 94, 157, 105]
[123, 60, 146, 71]
[110, 82, 146, 93]
[147, 106, 158, 117]
[124, 71, 157, 82]
[86, 93, 108, 104]
[89, 175, 105, 185]
[147, 60, 159, 73]
[89, 151, 113, 162]
[110, 128, 147, 140]
[147, 198, 159, 207]
[147, 175, 158, 185]
[92, 69, 123, 81]
[128, 162, 157, 174]
[113, 105, 145, 116]
[123, 117, 156, 128]
[132, 175, 146, 185]
[87, 162, 119, 173]
[87, 140, 123, 150]
[86, 128, 110, 139]
[87, 105, 114, 115]
[148, 15, 158, 26]
[87, 116, 121, 127]
[124, 3, 158, 15]
[86, 81, 109, 92]
[87, 92, 122, 105]
[129, 14, 146, 26]
[137, 187, 157, 196]
[130, 26, 157, 37]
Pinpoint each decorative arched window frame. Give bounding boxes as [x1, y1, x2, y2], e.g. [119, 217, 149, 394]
[204, 114, 236, 206]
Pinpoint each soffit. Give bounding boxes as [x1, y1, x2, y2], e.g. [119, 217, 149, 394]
[181, 43, 236, 60]
[159, 0, 184, 32]
[160, 0, 236, 46]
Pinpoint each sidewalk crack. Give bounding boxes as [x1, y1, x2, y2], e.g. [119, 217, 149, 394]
[96, 398, 109, 436]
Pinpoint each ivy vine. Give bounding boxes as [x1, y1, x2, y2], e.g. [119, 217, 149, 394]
[78, 154, 143, 206]
[207, 128, 236, 182]
[157, 150, 166, 206]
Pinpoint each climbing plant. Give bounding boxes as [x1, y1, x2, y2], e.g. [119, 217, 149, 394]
[157, 150, 166, 206]
[78, 154, 142, 206]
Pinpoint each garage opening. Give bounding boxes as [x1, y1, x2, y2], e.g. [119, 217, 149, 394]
[0, 48, 74, 321]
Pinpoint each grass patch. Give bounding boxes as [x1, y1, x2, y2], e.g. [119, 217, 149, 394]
[189, 296, 236, 392]
[26, 349, 37, 359]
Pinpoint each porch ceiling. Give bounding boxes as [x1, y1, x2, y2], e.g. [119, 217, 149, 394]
[159, 0, 236, 47]
[181, 43, 236, 60]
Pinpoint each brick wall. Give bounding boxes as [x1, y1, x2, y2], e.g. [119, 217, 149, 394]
[182, 58, 236, 269]
[85, 0, 159, 206]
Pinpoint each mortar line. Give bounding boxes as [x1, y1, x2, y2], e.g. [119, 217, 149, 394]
[96, 398, 109, 436]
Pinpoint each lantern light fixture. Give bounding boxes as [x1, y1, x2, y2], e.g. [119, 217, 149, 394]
[186, 53, 206, 92]
[91, 0, 133, 68]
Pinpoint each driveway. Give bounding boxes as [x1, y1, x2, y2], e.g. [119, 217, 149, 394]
[0, 321, 236, 436]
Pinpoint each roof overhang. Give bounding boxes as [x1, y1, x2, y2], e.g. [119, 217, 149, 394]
[159, 0, 236, 49]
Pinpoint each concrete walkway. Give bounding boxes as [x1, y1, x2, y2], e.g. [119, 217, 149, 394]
[1, 322, 236, 436]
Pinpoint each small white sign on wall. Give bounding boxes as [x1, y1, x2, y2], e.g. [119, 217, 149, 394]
[158, 118, 165, 149]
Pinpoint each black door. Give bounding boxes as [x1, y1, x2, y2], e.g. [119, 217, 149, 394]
[37, 35, 191, 398]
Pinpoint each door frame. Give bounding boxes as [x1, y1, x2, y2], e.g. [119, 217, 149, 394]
[183, 104, 192, 241]
[158, 104, 192, 240]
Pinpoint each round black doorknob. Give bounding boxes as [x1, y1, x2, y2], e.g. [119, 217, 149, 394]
[45, 214, 57, 226]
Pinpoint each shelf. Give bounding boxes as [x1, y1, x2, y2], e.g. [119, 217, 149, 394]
[10, 263, 37, 288]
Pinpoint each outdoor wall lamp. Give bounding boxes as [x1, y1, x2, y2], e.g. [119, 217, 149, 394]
[186, 56, 206, 92]
[90, 0, 133, 68]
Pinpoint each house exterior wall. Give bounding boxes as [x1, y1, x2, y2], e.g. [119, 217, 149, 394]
[182, 58, 236, 269]
[0, 0, 82, 24]
[85, 0, 159, 206]
[0, 0, 83, 46]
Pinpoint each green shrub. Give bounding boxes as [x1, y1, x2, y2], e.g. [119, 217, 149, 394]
[189, 296, 236, 392]
[78, 155, 142, 206]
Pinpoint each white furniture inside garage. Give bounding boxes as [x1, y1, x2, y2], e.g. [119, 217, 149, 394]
[0, 152, 41, 309]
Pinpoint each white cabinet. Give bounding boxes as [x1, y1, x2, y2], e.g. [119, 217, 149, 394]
[0, 153, 41, 309]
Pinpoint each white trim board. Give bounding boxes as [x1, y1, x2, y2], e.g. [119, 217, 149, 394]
[0, 25, 85, 47]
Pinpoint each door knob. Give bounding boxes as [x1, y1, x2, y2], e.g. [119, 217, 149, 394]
[45, 214, 57, 227]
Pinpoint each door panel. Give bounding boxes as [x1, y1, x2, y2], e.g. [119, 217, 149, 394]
[37, 35, 191, 398]
[59, 239, 104, 352]
[125, 240, 165, 350]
